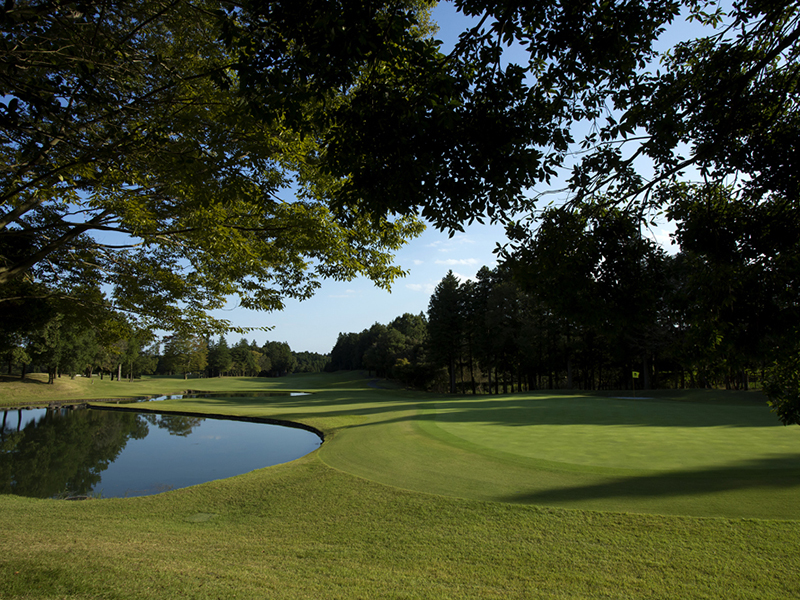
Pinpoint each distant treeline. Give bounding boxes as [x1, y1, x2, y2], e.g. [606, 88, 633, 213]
[2, 318, 330, 381]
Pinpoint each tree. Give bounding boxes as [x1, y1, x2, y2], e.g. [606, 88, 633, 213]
[667, 184, 800, 395]
[427, 271, 464, 394]
[363, 328, 407, 378]
[230, 338, 260, 377]
[207, 336, 233, 377]
[329, 332, 362, 371]
[293, 352, 329, 373]
[504, 205, 670, 390]
[162, 334, 208, 379]
[2, 0, 734, 334]
[262, 341, 296, 377]
[1, 0, 430, 333]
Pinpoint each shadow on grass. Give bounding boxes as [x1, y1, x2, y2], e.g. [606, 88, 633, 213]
[428, 394, 782, 429]
[156, 386, 785, 431]
[501, 453, 800, 506]
[0, 374, 50, 385]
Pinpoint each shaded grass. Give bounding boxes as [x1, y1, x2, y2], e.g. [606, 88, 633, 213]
[1, 373, 800, 598]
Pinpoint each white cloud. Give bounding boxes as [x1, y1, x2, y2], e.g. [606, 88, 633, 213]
[427, 235, 477, 253]
[452, 271, 479, 283]
[413, 259, 424, 265]
[328, 289, 358, 298]
[435, 258, 480, 266]
[406, 283, 437, 294]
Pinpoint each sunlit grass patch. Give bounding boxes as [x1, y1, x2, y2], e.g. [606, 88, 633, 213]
[431, 394, 800, 471]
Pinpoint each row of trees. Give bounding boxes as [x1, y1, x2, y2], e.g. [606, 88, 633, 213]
[203, 337, 310, 378]
[0, 286, 157, 383]
[332, 199, 799, 411]
[1, 296, 329, 381]
[329, 313, 434, 387]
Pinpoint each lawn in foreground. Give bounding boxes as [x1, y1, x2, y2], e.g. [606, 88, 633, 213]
[1, 373, 799, 599]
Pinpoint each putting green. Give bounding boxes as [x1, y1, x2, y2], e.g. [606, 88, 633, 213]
[315, 385, 800, 520]
[431, 394, 800, 471]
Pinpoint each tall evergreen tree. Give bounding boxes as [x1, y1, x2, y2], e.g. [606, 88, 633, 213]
[427, 271, 464, 394]
[207, 336, 233, 377]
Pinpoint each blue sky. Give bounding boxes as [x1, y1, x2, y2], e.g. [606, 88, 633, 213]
[210, 1, 689, 354]
[211, 221, 509, 354]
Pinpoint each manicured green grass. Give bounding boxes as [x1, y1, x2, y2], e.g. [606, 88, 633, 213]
[0, 372, 322, 405]
[1, 373, 799, 599]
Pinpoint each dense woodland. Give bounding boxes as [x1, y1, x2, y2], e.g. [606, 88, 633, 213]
[335, 202, 798, 395]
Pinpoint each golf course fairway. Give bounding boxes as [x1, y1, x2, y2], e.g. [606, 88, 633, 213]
[1, 372, 799, 599]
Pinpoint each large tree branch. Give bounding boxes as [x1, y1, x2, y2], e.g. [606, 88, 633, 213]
[0, 208, 113, 284]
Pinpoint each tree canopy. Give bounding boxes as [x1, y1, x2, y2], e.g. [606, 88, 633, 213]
[0, 0, 430, 332]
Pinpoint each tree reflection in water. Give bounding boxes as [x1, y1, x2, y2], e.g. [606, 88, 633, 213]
[1, 408, 149, 498]
[1, 406, 320, 499]
[141, 413, 203, 437]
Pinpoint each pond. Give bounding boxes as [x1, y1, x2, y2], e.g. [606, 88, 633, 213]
[0, 405, 321, 499]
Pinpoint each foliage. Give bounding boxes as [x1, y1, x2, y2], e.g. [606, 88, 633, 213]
[4, 0, 797, 413]
[161, 334, 208, 379]
[293, 351, 330, 373]
[10, 0, 793, 336]
[328, 313, 430, 384]
[206, 336, 233, 377]
[0, 0, 427, 333]
[764, 344, 800, 426]
[230, 339, 261, 377]
[261, 341, 297, 376]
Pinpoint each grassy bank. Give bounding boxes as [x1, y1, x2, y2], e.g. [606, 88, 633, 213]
[0, 372, 287, 405]
[1, 373, 799, 599]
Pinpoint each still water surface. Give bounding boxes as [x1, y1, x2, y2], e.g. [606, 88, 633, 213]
[1, 405, 321, 499]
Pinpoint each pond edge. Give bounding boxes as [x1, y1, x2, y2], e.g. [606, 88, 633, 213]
[89, 404, 325, 443]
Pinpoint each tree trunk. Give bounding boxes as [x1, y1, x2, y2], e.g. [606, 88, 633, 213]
[566, 357, 574, 389]
[448, 357, 456, 394]
[117, 363, 122, 382]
